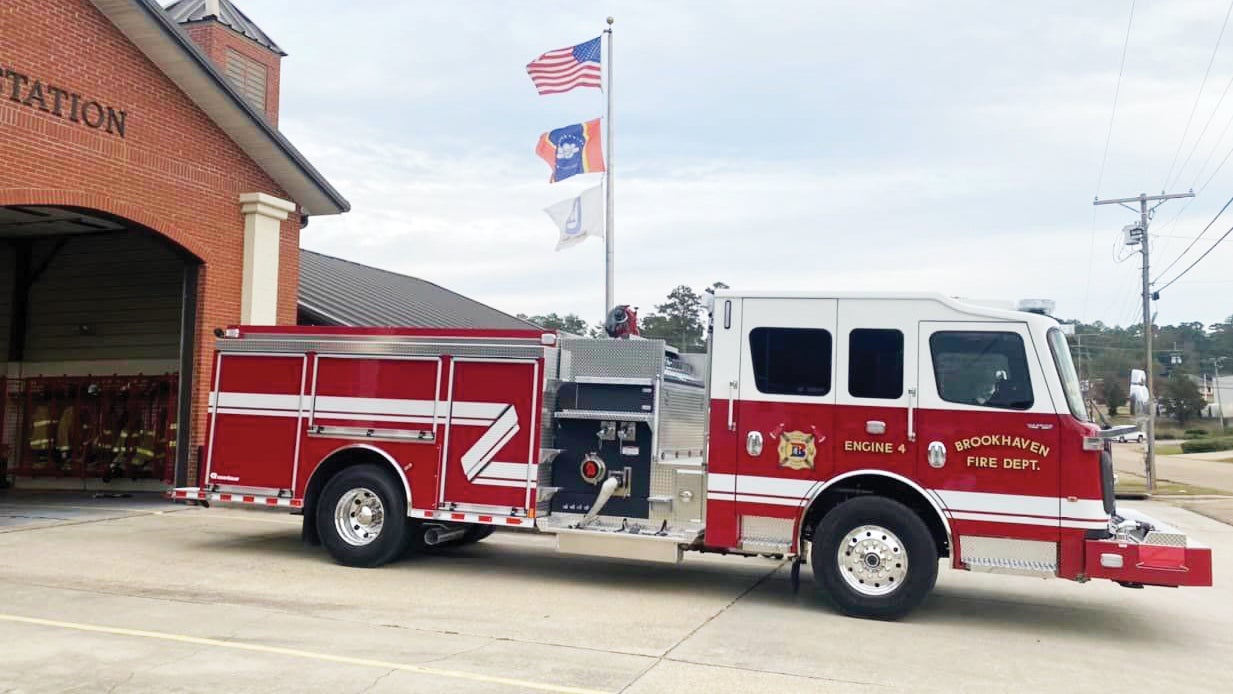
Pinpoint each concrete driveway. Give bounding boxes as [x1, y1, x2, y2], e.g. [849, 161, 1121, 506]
[0, 494, 1229, 693]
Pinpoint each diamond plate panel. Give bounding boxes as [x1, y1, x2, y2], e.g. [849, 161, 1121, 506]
[220, 338, 542, 359]
[657, 380, 706, 458]
[559, 337, 665, 381]
[960, 536, 1058, 573]
[1142, 531, 1187, 547]
[740, 515, 795, 550]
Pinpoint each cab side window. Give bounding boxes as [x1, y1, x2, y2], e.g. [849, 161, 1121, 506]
[929, 331, 1033, 410]
[848, 328, 904, 399]
[750, 327, 832, 396]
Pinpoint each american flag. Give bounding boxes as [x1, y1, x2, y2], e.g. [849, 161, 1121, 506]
[526, 37, 602, 95]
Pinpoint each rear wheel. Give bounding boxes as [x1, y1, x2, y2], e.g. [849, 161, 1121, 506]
[811, 496, 938, 620]
[316, 465, 407, 567]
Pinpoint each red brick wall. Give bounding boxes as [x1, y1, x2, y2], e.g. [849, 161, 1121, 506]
[182, 20, 282, 126]
[0, 0, 303, 482]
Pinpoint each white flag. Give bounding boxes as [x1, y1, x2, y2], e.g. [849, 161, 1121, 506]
[544, 184, 604, 251]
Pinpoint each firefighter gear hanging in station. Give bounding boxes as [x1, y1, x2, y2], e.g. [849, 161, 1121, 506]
[10, 374, 179, 482]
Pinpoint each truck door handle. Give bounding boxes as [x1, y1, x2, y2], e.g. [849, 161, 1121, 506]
[727, 380, 737, 432]
[746, 431, 763, 456]
[907, 388, 918, 442]
[927, 441, 947, 468]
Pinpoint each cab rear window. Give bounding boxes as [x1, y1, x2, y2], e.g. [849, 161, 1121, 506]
[929, 331, 1033, 410]
[750, 327, 832, 396]
[848, 328, 904, 399]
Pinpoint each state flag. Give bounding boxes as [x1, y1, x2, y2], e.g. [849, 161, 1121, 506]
[535, 119, 605, 183]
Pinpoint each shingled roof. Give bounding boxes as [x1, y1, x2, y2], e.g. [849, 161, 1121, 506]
[298, 250, 538, 330]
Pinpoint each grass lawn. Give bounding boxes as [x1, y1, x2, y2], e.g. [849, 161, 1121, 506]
[1115, 476, 1229, 496]
[1155, 443, 1184, 456]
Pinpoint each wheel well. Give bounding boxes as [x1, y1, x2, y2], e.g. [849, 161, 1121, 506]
[300, 447, 409, 546]
[801, 474, 950, 558]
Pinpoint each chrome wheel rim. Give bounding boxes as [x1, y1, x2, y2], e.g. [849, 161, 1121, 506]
[334, 487, 385, 547]
[837, 524, 908, 596]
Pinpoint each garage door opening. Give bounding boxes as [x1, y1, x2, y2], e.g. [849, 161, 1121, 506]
[1, 206, 200, 492]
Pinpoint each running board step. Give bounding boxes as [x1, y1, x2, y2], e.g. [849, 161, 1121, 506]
[537, 515, 701, 563]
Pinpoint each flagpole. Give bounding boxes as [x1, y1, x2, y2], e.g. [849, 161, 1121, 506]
[604, 16, 615, 315]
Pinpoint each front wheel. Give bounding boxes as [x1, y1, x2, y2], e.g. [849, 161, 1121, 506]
[316, 465, 408, 567]
[811, 496, 938, 620]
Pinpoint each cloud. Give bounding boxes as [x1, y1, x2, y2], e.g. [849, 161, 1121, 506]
[257, 0, 1233, 328]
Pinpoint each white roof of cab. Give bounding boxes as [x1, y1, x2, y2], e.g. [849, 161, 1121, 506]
[711, 290, 1061, 332]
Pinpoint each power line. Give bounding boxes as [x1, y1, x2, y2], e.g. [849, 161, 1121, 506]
[1084, 0, 1137, 320]
[1163, 0, 1233, 189]
[1155, 220, 1233, 292]
[1096, 0, 1136, 195]
[1152, 192, 1233, 281]
[1168, 69, 1233, 191]
[1189, 101, 1233, 188]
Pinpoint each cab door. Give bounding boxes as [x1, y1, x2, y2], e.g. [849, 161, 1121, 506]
[833, 300, 917, 478]
[733, 298, 837, 512]
[915, 322, 1061, 542]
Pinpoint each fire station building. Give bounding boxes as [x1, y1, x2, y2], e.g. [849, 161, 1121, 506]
[0, 0, 350, 490]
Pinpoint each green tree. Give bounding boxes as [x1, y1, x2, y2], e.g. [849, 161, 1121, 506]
[640, 285, 707, 351]
[1160, 372, 1206, 425]
[1099, 374, 1128, 416]
[517, 312, 589, 335]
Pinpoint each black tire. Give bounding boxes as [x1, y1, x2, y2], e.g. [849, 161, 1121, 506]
[316, 465, 408, 568]
[811, 496, 938, 620]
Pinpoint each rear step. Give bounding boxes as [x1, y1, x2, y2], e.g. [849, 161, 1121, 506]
[537, 514, 702, 563]
[168, 487, 303, 509]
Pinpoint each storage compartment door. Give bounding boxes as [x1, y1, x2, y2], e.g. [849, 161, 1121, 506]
[440, 358, 540, 512]
[205, 353, 307, 492]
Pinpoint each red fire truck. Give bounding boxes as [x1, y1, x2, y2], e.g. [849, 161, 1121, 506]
[171, 291, 1212, 619]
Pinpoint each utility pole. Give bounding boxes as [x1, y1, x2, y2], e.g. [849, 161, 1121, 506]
[1094, 191, 1194, 492]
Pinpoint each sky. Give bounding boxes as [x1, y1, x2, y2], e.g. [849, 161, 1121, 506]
[236, 0, 1233, 328]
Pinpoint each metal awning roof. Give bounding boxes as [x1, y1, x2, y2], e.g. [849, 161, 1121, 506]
[298, 250, 539, 330]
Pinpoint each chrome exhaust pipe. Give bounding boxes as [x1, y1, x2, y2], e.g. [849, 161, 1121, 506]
[423, 526, 467, 546]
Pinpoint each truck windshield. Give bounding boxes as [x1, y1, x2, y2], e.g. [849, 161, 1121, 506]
[1047, 328, 1087, 421]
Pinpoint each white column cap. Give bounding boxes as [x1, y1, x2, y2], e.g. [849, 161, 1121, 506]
[239, 192, 297, 220]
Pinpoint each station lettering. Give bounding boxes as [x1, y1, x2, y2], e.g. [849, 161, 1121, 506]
[0, 63, 127, 138]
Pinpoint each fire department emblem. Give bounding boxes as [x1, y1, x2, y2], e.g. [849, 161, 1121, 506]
[777, 430, 816, 470]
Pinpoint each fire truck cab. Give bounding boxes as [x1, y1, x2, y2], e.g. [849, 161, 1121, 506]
[174, 291, 1212, 620]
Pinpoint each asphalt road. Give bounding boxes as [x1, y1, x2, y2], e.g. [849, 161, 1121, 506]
[0, 494, 1229, 693]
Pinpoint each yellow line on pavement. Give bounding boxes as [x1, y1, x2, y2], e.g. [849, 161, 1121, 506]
[0, 613, 608, 694]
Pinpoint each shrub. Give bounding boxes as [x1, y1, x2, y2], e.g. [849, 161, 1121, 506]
[1184, 428, 1208, 439]
[1180, 437, 1233, 454]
